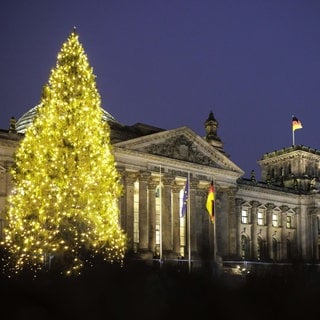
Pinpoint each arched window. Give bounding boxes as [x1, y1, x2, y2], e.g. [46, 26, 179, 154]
[257, 236, 267, 260]
[241, 234, 250, 260]
[287, 239, 292, 260]
[272, 237, 278, 261]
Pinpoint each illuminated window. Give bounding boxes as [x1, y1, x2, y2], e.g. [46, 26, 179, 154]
[257, 209, 265, 226]
[155, 185, 161, 256]
[241, 207, 250, 224]
[179, 188, 186, 257]
[286, 215, 292, 229]
[272, 211, 280, 227]
[133, 180, 139, 252]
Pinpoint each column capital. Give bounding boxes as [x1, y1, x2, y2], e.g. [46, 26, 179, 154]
[148, 178, 159, 189]
[190, 179, 200, 189]
[266, 203, 276, 210]
[172, 183, 182, 193]
[250, 200, 261, 208]
[139, 171, 151, 182]
[280, 205, 289, 213]
[162, 174, 175, 186]
[123, 171, 139, 184]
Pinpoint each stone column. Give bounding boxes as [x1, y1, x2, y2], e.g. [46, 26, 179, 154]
[280, 206, 289, 260]
[223, 187, 237, 259]
[148, 179, 158, 255]
[235, 198, 243, 259]
[138, 171, 151, 256]
[117, 168, 126, 230]
[266, 203, 275, 259]
[250, 201, 259, 259]
[189, 179, 198, 260]
[123, 172, 138, 251]
[311, 211, 319, 260]
[162, 175, 174, 258]
[172, 183, 182, 256]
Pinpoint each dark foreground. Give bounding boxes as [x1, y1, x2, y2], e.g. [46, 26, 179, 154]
[1, 259, 320, 320]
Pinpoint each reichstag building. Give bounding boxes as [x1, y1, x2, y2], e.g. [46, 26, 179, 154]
[1, 107, 320, 271]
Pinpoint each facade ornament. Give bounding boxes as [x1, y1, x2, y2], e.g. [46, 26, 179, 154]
[145, 135, 218, 167]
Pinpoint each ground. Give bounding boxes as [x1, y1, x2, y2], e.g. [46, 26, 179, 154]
[1, 258, 320, 319]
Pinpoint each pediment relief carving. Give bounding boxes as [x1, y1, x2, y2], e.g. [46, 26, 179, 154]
[144, 135, 220, 167]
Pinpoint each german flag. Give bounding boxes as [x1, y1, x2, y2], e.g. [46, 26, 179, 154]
[292, 116, 302, 132]
[206, 181, 215, 223]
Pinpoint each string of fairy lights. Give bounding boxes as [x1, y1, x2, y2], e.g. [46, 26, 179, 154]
[1, 30, 127, 277]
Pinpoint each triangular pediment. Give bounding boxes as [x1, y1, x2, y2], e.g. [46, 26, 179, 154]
[115, 126, 243, 174]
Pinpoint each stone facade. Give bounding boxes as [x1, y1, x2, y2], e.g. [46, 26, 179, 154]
[1, 111, 320, 269]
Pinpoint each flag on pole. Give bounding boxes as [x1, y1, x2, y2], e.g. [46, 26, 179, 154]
[181, 177, 189, 218]
[292, 116, 303, 132]
[206, 181, 215, 223]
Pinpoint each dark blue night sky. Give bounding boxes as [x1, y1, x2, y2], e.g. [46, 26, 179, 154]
[1, 0, 320, 178]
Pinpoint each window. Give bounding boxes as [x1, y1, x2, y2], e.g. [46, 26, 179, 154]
[241, 207, 250, 224]
[257, 236, 267, 260]
[179, 188, 186, 257]
[133, 180, 139, 252]
[155, 185, 161, 257]
[286, 215, 292, 229]
[272, 211, 280, 227]
[241, 235, 250, 260]
[287, 239, 292, 260]
[257, 209, 265, 226]
[272, 238, 278, 261]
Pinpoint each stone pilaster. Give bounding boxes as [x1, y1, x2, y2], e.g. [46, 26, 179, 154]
[280, 205, 289, 260]
[235, 198, 244, 259]
[123, 172, 138, 251]
[172, 183, 182, 256]
[162, 175, 174, 257]
[250, 201, 260, 259]
[189, 179, 199, 259]
[310, 210, 319, 260]
[266, 203, 275, 259]
[148, 179, 158, 255]
[138, 171, 151, 255]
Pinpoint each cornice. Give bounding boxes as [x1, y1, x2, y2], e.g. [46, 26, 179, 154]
[114, 147, 242, 183]
[259, 145, 320, 164]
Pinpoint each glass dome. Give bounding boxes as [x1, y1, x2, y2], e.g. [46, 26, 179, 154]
[16, 105, 121, 134]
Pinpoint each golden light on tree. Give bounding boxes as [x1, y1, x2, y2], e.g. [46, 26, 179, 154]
[2, 28, 127, 276]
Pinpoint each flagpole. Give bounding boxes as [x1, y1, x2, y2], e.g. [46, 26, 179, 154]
[292, 128, 295, 146]
[292, 115, 294, 146]
[187, 171, 191, 272]
[159, 165, 163, 266]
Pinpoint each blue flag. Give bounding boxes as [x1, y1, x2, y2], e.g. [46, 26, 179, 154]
[181, 178, 189, 218]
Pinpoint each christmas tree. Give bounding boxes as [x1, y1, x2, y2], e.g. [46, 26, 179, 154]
[2, 28, 127, 276]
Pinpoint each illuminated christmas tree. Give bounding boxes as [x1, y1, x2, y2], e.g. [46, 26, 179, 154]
[2, 29, 127, 276]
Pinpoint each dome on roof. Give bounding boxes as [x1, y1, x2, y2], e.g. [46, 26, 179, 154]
[16, 105, 121, 134]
